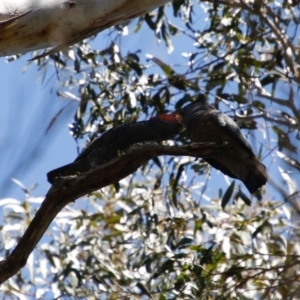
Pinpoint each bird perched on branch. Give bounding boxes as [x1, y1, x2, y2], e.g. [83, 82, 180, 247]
[47, 114, 181, 184]
[176, 95, 268, 193]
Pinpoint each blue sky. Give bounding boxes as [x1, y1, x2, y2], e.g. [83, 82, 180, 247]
[0, 56, 78, 199]
[0, 11, 192, 200]
[1, 5, 299, 300]
[0, 6, 297, 204]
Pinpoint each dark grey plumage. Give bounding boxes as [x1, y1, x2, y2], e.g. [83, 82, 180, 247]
[178, 95, 268, 193]
[47, 115, 181, 184]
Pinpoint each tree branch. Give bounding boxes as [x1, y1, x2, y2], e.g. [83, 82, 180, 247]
[0, 141, 224, 284]
[0, 0, 170, 57]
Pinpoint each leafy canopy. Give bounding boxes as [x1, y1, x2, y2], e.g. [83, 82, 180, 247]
[1, 0, 300, 299]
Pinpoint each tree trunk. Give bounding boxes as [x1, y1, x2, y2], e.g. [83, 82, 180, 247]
[0, 0, 169, 57]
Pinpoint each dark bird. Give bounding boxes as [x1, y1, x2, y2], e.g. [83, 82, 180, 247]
[47, 114, 181, 184]
[176, 95, 268, 193]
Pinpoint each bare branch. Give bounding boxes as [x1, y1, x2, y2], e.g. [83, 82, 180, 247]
[0, 141, 224, 284]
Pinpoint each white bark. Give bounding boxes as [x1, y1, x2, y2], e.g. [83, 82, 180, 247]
[0, 0, 169, 57]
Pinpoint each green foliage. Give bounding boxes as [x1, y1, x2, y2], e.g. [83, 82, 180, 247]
[2, 187, 300, 299]
[2, 0, 300, 299]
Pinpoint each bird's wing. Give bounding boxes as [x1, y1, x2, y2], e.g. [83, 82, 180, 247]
[75, 116, 180, 162]
[75, 126, 124, 161]
[211, 111, 254, 156]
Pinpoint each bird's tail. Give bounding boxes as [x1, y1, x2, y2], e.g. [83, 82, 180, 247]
[47, 161, 88, 184]
[47, 164, 73, 184]
[244, 159, 268, 194]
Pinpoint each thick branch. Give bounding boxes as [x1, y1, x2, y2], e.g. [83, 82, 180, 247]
[0, 142, 224, 284]
[0, 0, 169, 57]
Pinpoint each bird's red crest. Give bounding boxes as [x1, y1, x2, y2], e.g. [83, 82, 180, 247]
[158, 113, 179, 123]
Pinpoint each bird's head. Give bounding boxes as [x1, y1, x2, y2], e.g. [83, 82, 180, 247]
[174, 94, 214, 124]
[157, 113, 180, 123]
[151, 113, 182, 129]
